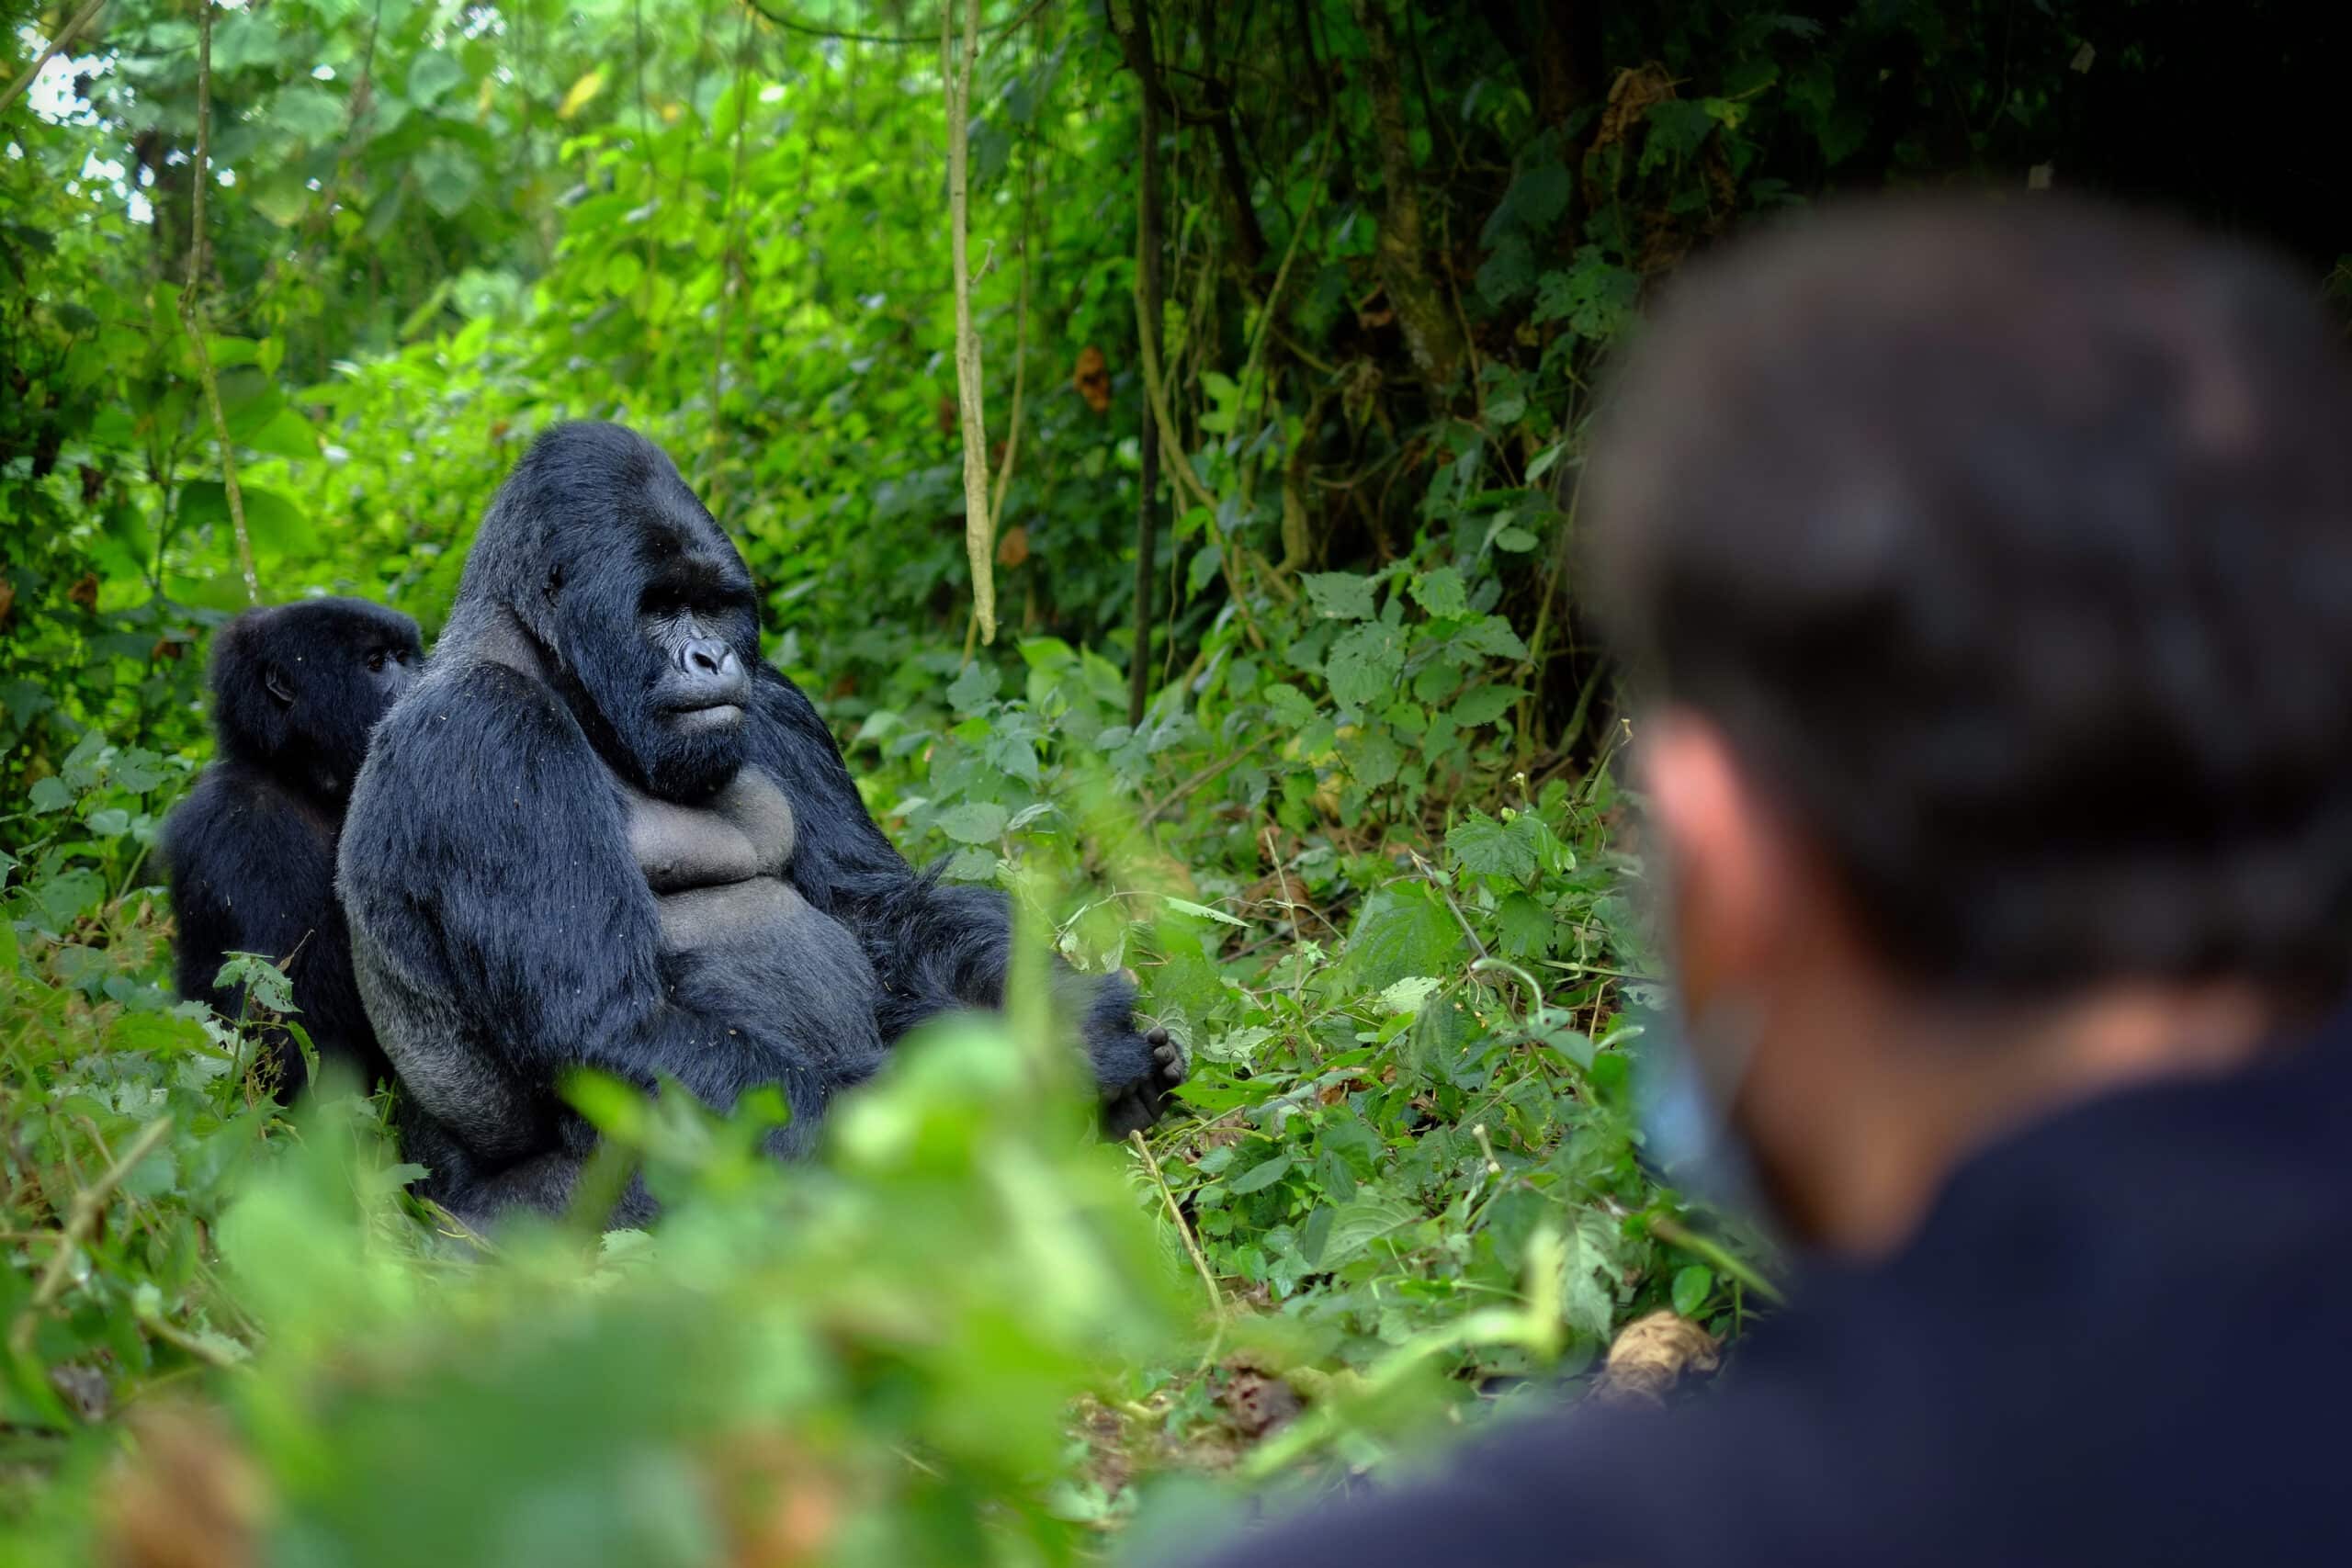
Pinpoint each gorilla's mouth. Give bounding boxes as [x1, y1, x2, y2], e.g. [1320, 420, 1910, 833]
[666, 702, 744, 735]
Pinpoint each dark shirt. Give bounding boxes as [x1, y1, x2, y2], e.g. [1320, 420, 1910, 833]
[1179, 1008, 2352, 1568]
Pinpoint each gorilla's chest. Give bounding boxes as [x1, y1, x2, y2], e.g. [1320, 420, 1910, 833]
[616, 771, 880, 1064]
[621, 770, 802, 949]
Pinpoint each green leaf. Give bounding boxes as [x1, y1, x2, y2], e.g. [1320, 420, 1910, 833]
[1165, 897, 1248, 929]
[407, 51, 467, 107]
[1672, 1265, 1714, 1318]
[1476, 231, 1534, 307]
[936, 802, 1011, 845]
[1459, 615, 1530, 660]
[1493, 525, 1538, 552]
[1302, 572, 1377, 621]
[266, 85, 346, 142]
[29, 776, 73, 813]
[178, 483, 318, 556]
[1319, 1193, 1418, 1269]
[1375, 975, 1442, 1017]
[1230, 1154, 1293, 1194]
[413, 148, 483, 218]
[1448, 813, 1536, 883]
[1263, 682, 1317, 728]
[1496, 892, 1554, 959]
[1340, 885, 1461, 992]
[945, 661, 999, 716]
[1325, 623, 1405, 709]
[1560, 1209, 1623, 1340]
[1452, 684, 1524, 728]
[87, 808, 130, 837]
[1408, 567, 1468, 619]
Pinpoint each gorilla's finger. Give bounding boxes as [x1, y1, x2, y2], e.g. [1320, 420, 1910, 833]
[1147, 1024, 1170, 1046]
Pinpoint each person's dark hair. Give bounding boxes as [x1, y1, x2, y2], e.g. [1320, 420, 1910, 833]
[1589, 194, 2352, 997]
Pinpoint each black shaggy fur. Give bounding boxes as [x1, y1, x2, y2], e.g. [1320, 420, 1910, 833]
[164, 598, 424, 1091]
[337, 422, 1181, 1228]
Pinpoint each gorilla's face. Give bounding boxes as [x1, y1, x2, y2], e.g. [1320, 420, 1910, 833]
[218, 598, 425, 795]
[548, 473, 763, 804]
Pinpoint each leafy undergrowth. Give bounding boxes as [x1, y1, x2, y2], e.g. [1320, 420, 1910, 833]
[0, 632, 1770, 1566]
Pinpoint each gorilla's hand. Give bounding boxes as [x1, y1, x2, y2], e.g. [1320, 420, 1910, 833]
[1081, 969, 1187, 1137]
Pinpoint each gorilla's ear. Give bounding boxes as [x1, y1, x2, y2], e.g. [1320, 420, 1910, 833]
[263, 664, 296, 706]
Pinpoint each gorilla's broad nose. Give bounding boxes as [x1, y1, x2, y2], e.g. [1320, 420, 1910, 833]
[673, 636, 748, 708]
[682, 637, 738, 678]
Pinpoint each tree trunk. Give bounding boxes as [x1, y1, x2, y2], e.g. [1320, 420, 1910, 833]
[1351, 0, 1464, 391]
[1118, 0, 1167, 728]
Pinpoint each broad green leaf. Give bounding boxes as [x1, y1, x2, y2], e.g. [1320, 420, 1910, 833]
[1340, 885, 1460, 993]
[936, 802, 1011, 845]
[1452, 684, 1524, 728]
[1672, 1265, 1715, 1318]
[1229, 1154, 1293, 1194]
[1448, 812, 1536, 883]
[1496, 892, 1554, 959]
[1326, 623, 1405, 709]
[1375, 976, 1442, 1017]
[267, 85, 346, 143]
[1409, 567, 1468, 619]
[29, 776, 73, 813]
[178, 483, 318, 556]
[1303, 571, 1376, 621]
[945, 662, 999, 716]
[413, 148, 482, 218]
[407, 51, 466, 107]
[1320, 1194, 1419, 1269]
[1459, 615, 1531, 660]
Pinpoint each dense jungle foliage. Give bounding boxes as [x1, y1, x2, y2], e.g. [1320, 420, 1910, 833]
[3, 1, 2340, 1562]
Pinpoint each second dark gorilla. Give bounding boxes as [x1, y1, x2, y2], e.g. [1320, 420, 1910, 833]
[338, 423, 1181, 1224]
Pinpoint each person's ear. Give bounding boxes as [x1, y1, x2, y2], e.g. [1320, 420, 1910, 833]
[1638, 708, 1781, 1001]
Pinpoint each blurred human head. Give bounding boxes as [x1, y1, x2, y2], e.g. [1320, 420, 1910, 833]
[1590, 196, 2352, 1250]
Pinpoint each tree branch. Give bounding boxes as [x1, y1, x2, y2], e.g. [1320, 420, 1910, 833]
[0, 0, 107, 118]
[944, 0, 996, 643]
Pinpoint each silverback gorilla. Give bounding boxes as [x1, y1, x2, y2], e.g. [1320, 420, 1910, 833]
[165, 599, 423, 1091]
[337, 423, 1182, 1225]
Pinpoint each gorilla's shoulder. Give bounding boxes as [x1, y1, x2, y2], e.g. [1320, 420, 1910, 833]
[162, 760, 308, 870]
[371, 655, 587, 768]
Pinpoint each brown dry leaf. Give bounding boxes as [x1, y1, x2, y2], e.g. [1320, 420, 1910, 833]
[1071, 345, 1111, 414]
[994, 525, 1030, 568]
[936, 395, 958, 434]
[68, 572, 100, 612]
[1590, 62, 1678, 161]
[0, 577, 15, 626]
[705, 1432, 844, 1568]
[1588, 1310, 1721, 1410]
[100, 1406, 266, 1568]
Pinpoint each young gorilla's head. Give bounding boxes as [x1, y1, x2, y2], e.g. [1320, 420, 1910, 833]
[464, 422, 763, 803]
[211, 599, 424, 799]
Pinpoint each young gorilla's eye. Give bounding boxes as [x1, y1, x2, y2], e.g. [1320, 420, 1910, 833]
[366, 650, 387, 673]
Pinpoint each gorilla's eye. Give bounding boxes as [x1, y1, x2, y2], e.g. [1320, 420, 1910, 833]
[366, 650, 388, 673]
